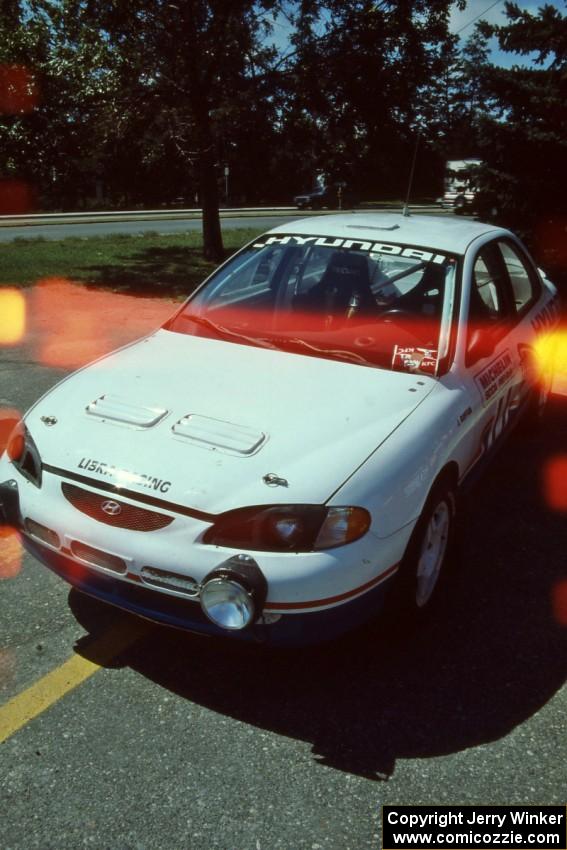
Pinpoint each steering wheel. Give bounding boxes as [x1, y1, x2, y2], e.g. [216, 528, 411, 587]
[378, 308, 414, 321]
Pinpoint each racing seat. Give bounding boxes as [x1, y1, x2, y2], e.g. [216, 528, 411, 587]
[296, 251, 375, 318]
[393, 263, 445, 318]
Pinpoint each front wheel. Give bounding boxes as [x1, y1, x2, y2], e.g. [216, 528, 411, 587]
[392, 481, 457, 621]
[521, 381, 550, 432]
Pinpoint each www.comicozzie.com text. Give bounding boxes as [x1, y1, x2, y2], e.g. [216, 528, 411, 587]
[385, 808, 565, 847]
[386, 812, 564, 830]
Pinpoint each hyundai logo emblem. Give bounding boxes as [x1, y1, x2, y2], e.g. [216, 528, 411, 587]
[101, 500, 122, 517]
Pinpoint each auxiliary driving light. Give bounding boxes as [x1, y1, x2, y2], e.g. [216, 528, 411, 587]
[199, 555, 268, 631]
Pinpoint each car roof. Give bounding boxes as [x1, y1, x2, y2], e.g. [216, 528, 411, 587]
[268, 212, 506, 255]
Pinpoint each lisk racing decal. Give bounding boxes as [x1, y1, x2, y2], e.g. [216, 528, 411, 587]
[474, 349, 513, 403]
[78, 458, 172, 494]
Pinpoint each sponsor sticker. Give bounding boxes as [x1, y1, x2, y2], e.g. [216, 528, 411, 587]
[531, 296, 560, 333]
[251, 234, 449, 265]
[392, 345, 438, 375]
[474, 349, 513, 403]
[77, 457, 172, 494]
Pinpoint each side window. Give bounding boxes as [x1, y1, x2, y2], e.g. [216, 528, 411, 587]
[466, 243, 513, 365]
[497, 241, 540, 313]
[206, 244, 286, 306]
[470, 247, 507, 322]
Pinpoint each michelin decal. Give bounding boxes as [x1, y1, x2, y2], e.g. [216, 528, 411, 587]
[474, 350, 514, 403]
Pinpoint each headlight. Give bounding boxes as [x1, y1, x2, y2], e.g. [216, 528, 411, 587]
[201, 578, 255, 629]
[6, 421, 42, 487]
[202, 504, 370, 552]
[200, 555, 268, 630]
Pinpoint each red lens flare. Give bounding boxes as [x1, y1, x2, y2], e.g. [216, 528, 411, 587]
[0, 180, 35, 215]
[0, 408, 21, 456]
[551, 580, 567, 627]
[7, 431, 24, 462]
[0, 65, 39, 114]
[534, 217, 567, 267]
[0, 289, 26, 345]
[0, 526, 22, 579]
[170, 305, 442, 371]
[534, 327, 567, 387]
[543, 455, 567, 512]
[32, 279, 176, 369]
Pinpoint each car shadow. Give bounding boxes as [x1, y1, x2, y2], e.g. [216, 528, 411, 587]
[77, 240, 253, 299]
[69, 394, 567, 781]
[79, 246, 221, 299]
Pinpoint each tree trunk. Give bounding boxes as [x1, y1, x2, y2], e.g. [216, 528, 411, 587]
[196, 113, 224, 262]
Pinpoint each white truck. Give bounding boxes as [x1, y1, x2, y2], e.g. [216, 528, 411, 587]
[440, 158, 482, 212]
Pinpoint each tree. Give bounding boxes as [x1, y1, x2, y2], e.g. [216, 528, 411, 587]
[4, 0, 284, 258]
[275, 0, 463, 200]
[423, 30, 490, 162]
[79, 0, 284, 259]
[471, 2, 567, 265]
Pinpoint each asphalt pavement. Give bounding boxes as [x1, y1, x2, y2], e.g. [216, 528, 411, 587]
[0, 213, 308, 242]
[0, 288, 566, 850]
[0, 205, 448, 241]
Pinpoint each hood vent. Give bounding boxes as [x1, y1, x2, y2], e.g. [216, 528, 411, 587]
[86, 394, 168, 428]
[172, 414, 266, 456]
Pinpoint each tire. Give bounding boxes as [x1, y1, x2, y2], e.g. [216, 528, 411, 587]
[519, 347, 552, 433]
[392, 480, 457, 623]
[521, 381, 549, 432]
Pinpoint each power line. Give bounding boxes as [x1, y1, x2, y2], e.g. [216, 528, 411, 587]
[453, 0, 505, 36]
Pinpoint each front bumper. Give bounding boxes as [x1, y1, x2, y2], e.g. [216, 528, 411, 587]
[1, 469, 403, 647]
[23, 533, 395, 646]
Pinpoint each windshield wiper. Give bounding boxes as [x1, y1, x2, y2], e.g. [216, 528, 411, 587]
[262, 336, 373, 366]
[178, 314, 279, 350]
[179, 316, 372, 364]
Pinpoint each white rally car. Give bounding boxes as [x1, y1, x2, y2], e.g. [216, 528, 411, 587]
[0, 214, 560, 646]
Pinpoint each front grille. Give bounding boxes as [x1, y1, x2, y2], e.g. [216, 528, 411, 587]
[24, 518, 60, 549]
[140, 566, 200, 597]
[70, 540, 127, 575]
[62, 483, 174, 532]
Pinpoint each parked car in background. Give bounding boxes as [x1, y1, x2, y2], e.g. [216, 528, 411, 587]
[438, 158, 483, 213]
[294, 182, 356, 210]
[1, 213, 559, 647]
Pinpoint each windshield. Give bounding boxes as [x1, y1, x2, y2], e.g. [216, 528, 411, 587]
[166, 233, 457, 374]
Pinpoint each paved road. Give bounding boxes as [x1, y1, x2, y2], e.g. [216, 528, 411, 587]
[0, 206, 448, 241]
[0, 213, 310, 242]
[0, 312, 565, 849]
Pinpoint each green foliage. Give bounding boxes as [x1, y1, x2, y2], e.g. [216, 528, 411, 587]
[0, 228, 263, 295]
[471, 3, 567, 265]
[1, 0, 462, 215]
[277, 0, 463, 198]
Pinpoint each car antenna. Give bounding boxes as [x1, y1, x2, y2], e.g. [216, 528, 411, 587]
[402, 130, 421, 217]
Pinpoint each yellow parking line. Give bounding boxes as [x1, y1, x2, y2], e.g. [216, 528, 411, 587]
[0, 618, 149, 744]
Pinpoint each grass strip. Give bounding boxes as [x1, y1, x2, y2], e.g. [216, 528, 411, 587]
[0, 228, 263, 298]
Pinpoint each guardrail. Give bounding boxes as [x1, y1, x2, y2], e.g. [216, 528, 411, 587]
[0, 203, 444, 228]
[0, 207, 297, 227]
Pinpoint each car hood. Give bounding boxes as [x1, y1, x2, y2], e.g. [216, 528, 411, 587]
[27, 329, 435, 514]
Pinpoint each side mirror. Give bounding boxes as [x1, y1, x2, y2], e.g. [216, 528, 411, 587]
[466, 327, 497, 364]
